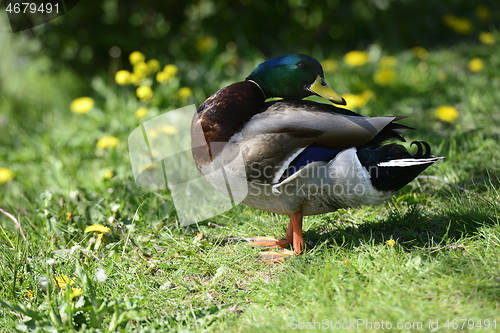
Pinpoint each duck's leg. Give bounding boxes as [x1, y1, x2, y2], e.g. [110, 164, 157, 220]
[249, 212, 304, 262]
[290, 211, 304, 255]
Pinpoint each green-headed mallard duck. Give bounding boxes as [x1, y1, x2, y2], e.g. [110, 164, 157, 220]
[192, 54, 440, 261]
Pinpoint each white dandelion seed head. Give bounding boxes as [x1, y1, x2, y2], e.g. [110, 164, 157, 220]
[95, 268, 107, 283]
[111, 204, 121, 213]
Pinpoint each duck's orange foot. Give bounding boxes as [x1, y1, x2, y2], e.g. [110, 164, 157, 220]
[258, 249, 296, 263]
[249, 211, 305, 262]
[248, 236, 291, 248]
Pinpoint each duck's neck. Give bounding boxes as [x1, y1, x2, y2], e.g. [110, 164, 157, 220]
[196, 80, 266, 144]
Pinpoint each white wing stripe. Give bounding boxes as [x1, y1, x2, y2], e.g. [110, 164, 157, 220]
[377, 157, 442, 167]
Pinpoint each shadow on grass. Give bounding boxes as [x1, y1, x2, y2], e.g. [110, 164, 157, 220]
[305, 193, 499, 251]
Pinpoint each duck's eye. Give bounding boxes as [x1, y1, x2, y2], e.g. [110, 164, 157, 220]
[296, 61, 305, 68]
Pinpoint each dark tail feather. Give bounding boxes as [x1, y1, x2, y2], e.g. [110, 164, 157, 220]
[357, 141, 442, 192]
[366, 118, 415, 145]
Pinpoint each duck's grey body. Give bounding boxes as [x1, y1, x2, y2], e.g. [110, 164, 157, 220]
[196, 100, 440, 216]
[239, 148, 394, 215]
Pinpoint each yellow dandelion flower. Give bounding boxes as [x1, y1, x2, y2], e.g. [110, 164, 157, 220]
[70, 287, 84, 299]
[378, 56, 397, 68]
[161, 124, 177, 135]
[341, 94, 367, 109]
[66, 212, 72, 221]
[147, 59, 161, 73]
[103, 169, 114, 179]
[96, 136, 119, 150]
[479, 32, 495, 45]
[115, 70, 131, 85]
[133, 61, 149, 79]
[136, 85, 153, 103]
[196, 36, 216, 53]
[164, 64, 178, 76]
[344, 50, 369, 67]
[54, 275, 75, 290]
[150, 150, 162, 160]
[373, 69, 397, 86]
[443, 15, 473, 35]
[157, 64, 178, 83]
[0, 167, 14, 184]
[148, 129, 158, 139]
[361, 89, 376, 101]
[435, 105, 459, 123]
[27, 290, 33, 300]
[129, 73, 142, 86]
[135, 107, 148, 119]
[321, 59, 338, 73]
[455, 17, 472, 33]
[156, 71, 168, 83]
[70, 97, 94, 114]
[96, 233, 105, 243]
[340, 90, 375, 109]
[412, 46, 429, 60]
[476, 5, 491, 22]
[468, 58, 483, 72]
[442, 14, 455, 26]
[386, 239, 396, 246]
[129, 51, 145, 65]
[177, 87, 193, 101]
[85, 224, 110, 233]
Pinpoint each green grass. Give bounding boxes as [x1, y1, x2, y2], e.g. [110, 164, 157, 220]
[1, 17, 500, 332]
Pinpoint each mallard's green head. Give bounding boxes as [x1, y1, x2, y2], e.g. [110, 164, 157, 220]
[245, 54, 346, 105]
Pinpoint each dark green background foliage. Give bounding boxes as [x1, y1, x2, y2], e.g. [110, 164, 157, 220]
[28, 0, 500, 76]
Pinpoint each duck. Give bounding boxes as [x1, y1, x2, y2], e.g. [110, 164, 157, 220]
[191, 54, 441, 262]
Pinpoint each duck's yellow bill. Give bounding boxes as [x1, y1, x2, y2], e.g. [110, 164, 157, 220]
[307, 75, 346, 105]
